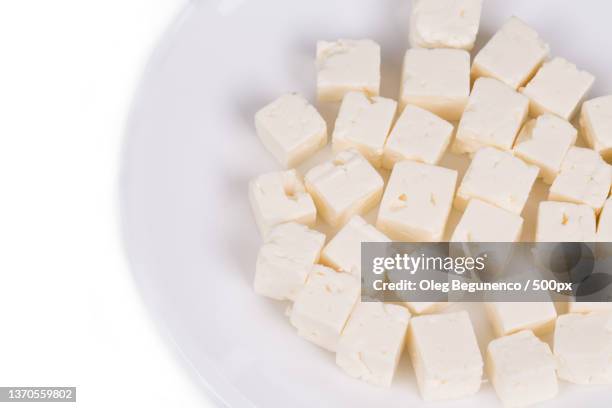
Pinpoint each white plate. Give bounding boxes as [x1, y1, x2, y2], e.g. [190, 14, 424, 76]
[121, 0, 612, 406]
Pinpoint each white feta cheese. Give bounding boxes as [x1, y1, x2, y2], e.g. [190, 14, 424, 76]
[399, 48, 470, 121]
[455, 147, 538, 215]
[549, 147, 612, 213]
[487, 330, 558, 407]
[254, 93, 327, 168]
[521, 57, 595, 120]
[451, 199, 523, 242]
[408, 311, 483, 401]
[336, 302, 411, 387]
[377, 160, 457, 242]
[472, 17, 549, 90]
[596, 198, 612, 263]
[597, 197, 612, 242]
[254, 222, 325, 301]
[450, 200, 522, 278]
[332, 92, 397, 167]
[513, 114, 577, 184]
[453, 78, 529, 155]
[249, 169, 317, 236]
[581, 95, 612, 161]
[449, 199, 523, 277]
[554, 312, 612, 384]
[289, 265, 360, 352]
[403, 302, 448, 315]
[320, 215, 389, 276]
[567, 302, 612, 314]
[485, 302, 557, 337]
[536, 201, 596, 242]
[383, 105, 453, 169]
[305, 149, 383, 228]
[409, 0, 482, 51]
[316, 39, 380, 102]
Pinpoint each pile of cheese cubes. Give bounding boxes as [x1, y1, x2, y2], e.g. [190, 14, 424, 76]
[248, 0, 612, 405]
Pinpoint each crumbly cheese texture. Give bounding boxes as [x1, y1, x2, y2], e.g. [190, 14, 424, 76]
[455, 147, 538, 215]
[249, 169, 317, 237]
[554, 312, 612, 384]
[316, 39, 381, 102]
[597, 198, 612, 242]
[332, 92, 397, 167]
[513, 114, 577, 184]
[254, 93, 327, 168]
[377, 160, 457, 242]
[485, 302, 557, 337]
[399, 48, 470, 121]
[383, 105, 453, 169]
[336, 302, 411, 387]
[451, 199, 523, 242]
[472, 17, 549, 90]
[409, 0, 482, 51]
[453, 78, 529, 155]
[320, 215, 389, 276]
[408, 311, 483, 401]
[305, 149, 383, 228]
[549, 146, 612, 213]
[289, 265, 360, 352]
[254, 223, 325, 301]
[581, 95, 612, 161]
[536, 201, 596, 242]
[521, 57, 595, 120]
[487, 330, 558, 407]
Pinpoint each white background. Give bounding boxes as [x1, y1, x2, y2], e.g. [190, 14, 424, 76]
[0, 1, 215, 406]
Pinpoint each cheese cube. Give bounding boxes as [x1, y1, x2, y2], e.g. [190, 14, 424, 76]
[581, 95, 612, 161]
[249, 169, 316, 236]
[399, 48, 470, 121]
[332, 92, 397, 167]
[409, 0, 482, 51]
[455, 147, 538, 214]
[321, 215, 390, 276]
[254, 223, 325, 301]
[451, 199, 523, 242]
[254, 93, 327, 168]
[305, 149, 384, 228]
[408, 311, 483, 401]
[487, 331, 558, 407]
[336, 302, 411, 387]
[453, 78, 529, 155]
[316, 39, 380, 102]
[513, 114, 577, 184]
[554, 312, 612, 384]
[521, 57, 595, 120]
[450, 200, 521, 278]
[549, 147, 612, 213]
[597, 197, 612, 242]
[485, 302, 557, 337]
[383, 105, 453, 169]
[377, 160, 457, 242]
[596, 198, 612, 261]
[403, 302, 448, 315]
[567, 302, 612, 314]
[472, 17, 549, 90]
[289, 265, 360, 351]
[536, 201, 596, 242]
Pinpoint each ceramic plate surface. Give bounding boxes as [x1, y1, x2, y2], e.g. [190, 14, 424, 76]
[121, 1, 612, 406]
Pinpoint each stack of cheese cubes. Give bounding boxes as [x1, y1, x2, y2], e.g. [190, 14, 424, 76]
[248, 0, 612, 405]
